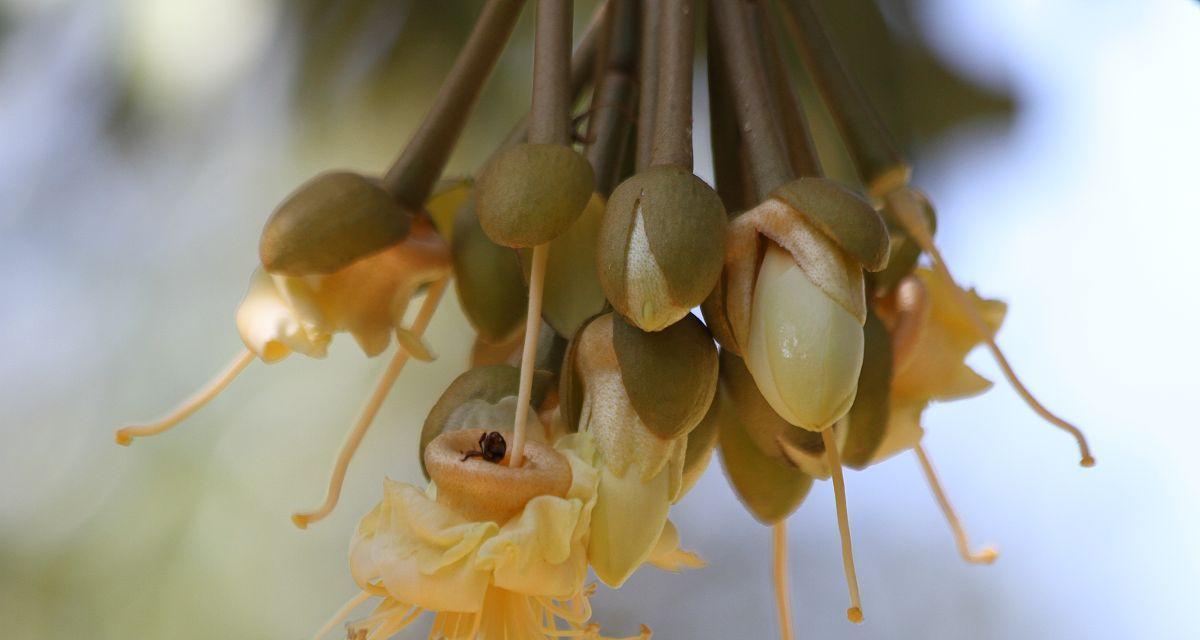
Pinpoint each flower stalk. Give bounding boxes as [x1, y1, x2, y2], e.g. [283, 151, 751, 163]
[382, 0, 526, 209]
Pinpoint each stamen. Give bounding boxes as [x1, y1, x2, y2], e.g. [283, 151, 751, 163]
[114, 349, 255, 446]
[293, 278, 449, 529]
[914, 443, 998, 565]
[509, 243, 549, 468]
[312, 590, 372, 640]
[887, 187, 1095, 467]
[822, 427, 863, 623]
[772, 522, 796, 639]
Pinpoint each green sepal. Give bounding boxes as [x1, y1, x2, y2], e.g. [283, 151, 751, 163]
[451, 197, 528, 344]
[772, 176, 889, 272]
[612, 312, 718, 439]
[260, 171, 411, 276]
[842, 309, 894, 469]
[475, 143, 595, 247]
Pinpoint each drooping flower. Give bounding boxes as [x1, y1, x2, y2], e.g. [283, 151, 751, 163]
[318, 429, 659, 640]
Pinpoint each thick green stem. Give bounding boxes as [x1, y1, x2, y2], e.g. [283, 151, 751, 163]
[635, 0, 662, 171]
[500, 2, 609, 151]
[585, 0, 639, 195]
[383, 0, 525, 209]
[776, 0, 908, 195]
[711, 0, 793, 201]
[706, 13, 753, 213]
[747, 0, 821, 177]
[530, 0, 574, 145]
[649, 0, 694, 169]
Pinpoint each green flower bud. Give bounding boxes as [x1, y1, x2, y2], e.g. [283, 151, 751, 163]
[772, 177, 890, 272]
[474, 143, 595, 247]
[716, 382, 813, 525]
[451, 195, 528, 344]
[720, 350, 834, 478]
[259, 171, 412, 276]
[598, 165, 727, 331]
[520, 192, 608, 336]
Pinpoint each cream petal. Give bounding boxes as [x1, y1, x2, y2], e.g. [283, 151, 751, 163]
[869, 399, 927, 465]
[235, 268, 330, 361]
[746, 245, 864, 431]
[623, 204, 685, 331]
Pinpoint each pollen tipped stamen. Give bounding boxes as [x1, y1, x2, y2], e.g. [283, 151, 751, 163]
[292, 278, 448, 529]
[887, 186, 1095, 468]
[114, 349, 256, 446]
[772, 522, 796, 640]
[822, 426, 863, 623]
[914, 443, 999, 565]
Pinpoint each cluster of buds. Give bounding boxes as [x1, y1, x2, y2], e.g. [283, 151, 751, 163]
[112, 0, 1093, 638]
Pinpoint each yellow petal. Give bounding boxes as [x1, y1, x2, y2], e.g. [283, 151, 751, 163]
[235, 268, 330, 361]
[588, 464, 671, 588]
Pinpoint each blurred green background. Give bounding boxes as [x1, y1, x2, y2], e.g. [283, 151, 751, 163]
[1, 1, 1197, 638]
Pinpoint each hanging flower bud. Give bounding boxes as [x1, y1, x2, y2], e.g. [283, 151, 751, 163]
[521, 192, 609, 336]
[474, 143, 595, 248]
[566, 313, 700, 587]
[597, 165, 727, 331]
[716, 178, 888, 432]
[259, 171, 413, 277]
[452, 191, 528, 345]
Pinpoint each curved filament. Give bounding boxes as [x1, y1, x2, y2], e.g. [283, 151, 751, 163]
[292, 278, 449, 529]
[313, 590, 372, 640]
[914, 443, 998, 565]
[114, 349, 256, 446]
[887, 187, 1094, 468]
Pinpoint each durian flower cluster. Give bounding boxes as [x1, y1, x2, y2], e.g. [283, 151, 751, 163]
[112, 0, 1093, 638]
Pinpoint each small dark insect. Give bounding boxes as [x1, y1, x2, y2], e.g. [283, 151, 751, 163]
[461, 431, 507, 463]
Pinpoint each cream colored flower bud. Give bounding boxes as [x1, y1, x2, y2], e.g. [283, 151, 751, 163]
[745, 243, 864, 432]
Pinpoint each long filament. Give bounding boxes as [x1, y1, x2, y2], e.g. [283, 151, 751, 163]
[509, 243, 549, 468]
[292, 278, 449, 529]
[772, 522, 796, 640]
[914, 443, 998, 565]
[114, 349, 256, 446]
[312, 590, 372, 640]
[822, 427, 863, 623]
[887, 187, 1094, 467]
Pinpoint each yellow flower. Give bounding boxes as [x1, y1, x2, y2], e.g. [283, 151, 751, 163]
[329, 431, 653, 640]
[573, 314, 691, 588]
[238, 216, 451, 362]
[867, 268, 1006, 464]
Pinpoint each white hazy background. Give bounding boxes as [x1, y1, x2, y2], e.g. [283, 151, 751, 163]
[1, 1, 1197, 639]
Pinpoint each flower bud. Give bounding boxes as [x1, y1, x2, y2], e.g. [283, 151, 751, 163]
[745, 243, 864, 432]
[474, 143, 595, 247]
[452, 195, 528, 344]
[520, 192, 608, 336]
[259, 171, 412, 276]
[597, 165, 727, 331]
